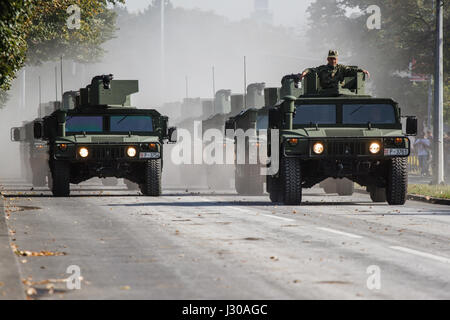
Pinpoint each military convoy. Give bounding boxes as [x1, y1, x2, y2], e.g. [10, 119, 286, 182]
[10, 101, 59, 187]
[31, 74, 176, 197]
[10, 63, 416, 206]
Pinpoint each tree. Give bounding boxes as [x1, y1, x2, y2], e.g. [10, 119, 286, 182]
[306, 0, 449, 119]
[0, 0, 124, 107]
[0, 1, 33, 93]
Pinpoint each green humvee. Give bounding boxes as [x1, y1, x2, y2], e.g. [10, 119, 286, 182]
[203, 84, 266, 190]
[266, 70, 417, 205]
[11, 102, 60, 186]
[225, 83, 267, 195]
[33, 75, 176, 197]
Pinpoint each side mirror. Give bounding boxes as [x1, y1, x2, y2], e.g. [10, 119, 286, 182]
[406, 116, 418, 136]
[34, 121, 43, 139]
[225, 120, 234, 132]
[168, 127, 177, 143]
[11, 128, 21, 142]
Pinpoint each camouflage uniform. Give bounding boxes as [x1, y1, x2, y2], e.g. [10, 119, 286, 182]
[307, 64, 363, 89]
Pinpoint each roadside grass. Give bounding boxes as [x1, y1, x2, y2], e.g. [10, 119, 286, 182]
[408, 184, 450, 199]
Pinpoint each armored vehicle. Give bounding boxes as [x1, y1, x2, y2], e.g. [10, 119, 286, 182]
[225, 83, 267, 195]
[203, 84, 265, 190]
[10, 102, 60, 186]
[266, 70, 417, 205]
[33, 75, 176, 197]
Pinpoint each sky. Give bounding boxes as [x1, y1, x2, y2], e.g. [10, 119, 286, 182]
[124, 0, 314, 28]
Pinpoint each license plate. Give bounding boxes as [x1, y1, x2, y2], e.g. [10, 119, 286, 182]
[384, 148, 408, 156]
[139, 152, 160, 159]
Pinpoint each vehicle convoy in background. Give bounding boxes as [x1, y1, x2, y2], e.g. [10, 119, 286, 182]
[203, 84, 266, 190]
[33, 74, 176, 197]
[10, 101, 60, 187]
[225, 83, 267, 195]
[265, 69, 417, 205]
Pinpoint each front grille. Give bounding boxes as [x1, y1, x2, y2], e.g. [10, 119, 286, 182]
[312, 139, 377, 157]
[91, 146, 126, 160]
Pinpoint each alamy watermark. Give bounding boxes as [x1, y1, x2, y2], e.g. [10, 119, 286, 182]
[366, 265, 381, 290]
[67, 4, 81, 30]
[366, 5, 381, 30]
[170, 122, 279, 175]
[66, 265, 82, 290]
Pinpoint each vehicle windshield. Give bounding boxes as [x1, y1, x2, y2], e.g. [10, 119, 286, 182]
[110, 115, 153, 132]
[256, 114, 268, 130]
[66, 116, 103, 133]
[343, 104, 396, 124]
[294, 104, 336, 125]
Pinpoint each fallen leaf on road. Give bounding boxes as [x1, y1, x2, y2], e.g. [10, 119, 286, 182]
[270, 256, 279, 261]
[14, 249, 66, 257]
[26, 287, 37, 296]
[120, 286, 130, 290]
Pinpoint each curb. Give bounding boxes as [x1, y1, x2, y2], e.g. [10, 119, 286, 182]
[0, 193, 26, 300]
[406, 193, 450, 206]
[354, 189, 450, 205]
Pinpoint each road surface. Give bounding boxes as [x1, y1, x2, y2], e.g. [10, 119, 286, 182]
[0, 181, 449, 299]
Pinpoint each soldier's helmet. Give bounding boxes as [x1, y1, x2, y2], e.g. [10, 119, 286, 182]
[328, 50, 339, 58]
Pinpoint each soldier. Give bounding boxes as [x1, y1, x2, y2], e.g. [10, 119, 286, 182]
[299, 50, 370, 89]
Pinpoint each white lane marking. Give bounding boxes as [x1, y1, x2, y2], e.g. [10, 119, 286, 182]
[261, 214, 295, 222]
[389, 246, 450, 264]
[317, 227, 363, 239]
[225, 206, 251, 213]
[200, 197, 296, 222]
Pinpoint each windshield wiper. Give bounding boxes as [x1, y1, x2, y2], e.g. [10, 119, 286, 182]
[116, 115, 129, 124]
[350, 105, 364, 115]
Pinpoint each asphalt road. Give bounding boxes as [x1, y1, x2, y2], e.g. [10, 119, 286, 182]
[0, 181, 449, 300]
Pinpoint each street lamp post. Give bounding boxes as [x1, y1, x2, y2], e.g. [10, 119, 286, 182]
[433, 0, 444, 184]
[160, 0, 165, 104]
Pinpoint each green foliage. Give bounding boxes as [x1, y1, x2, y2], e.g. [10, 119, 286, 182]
[306, 0, 449, 119]
[0, 1, 33, 92]
[26, 0, 124, 65]
[0, 0, 123, 108]
[445, 83, 450, 126]
[409, 184, 450, 199]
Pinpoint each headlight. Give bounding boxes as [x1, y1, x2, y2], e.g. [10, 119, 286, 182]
[313, 142, 324, 154]
[369, 142, 381, 154]
[79, 147, 89, 158]
[127, 146, 137, 158]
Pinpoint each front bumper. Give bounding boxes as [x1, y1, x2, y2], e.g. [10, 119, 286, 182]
[283, 137, 410, 159]
[53, 143, 161, 162]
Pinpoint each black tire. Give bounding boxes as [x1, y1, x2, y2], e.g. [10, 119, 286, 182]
[336, 178, 354, 196]
[370, 187, 387, 202]
[322, 178, 337, 194]
[51, 161, 70, 197]
[101, 178, 118, 187]
[124, 179, 139, 190]
[235, 172, 246, 195]
[32, 171, 47, 187]
[386, 157, 408, 205]
[268, 177, 283, 203]
[281, 157, 302, 205]
[47, 172, 53, 190]
[140, 159, 162, 196]
[235, 167, 264, 196]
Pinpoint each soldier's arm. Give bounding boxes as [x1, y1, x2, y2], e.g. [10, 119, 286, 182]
[299, 67, 318, 80]
[344, 65, 370, 78]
